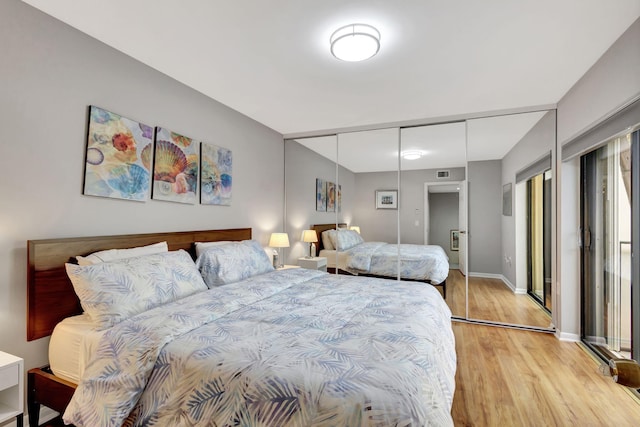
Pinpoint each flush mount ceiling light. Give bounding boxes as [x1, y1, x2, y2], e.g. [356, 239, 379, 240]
[330, 23, 380, 62]
[402, 150, 423, 160]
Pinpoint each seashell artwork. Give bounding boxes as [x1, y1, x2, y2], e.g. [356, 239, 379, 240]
[200, 143, 232, 206]
[152, 127, 199, 204]
[83, 106, 153, 201]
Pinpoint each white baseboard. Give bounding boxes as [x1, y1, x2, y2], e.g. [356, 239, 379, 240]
[557, 331, 580, 342]
[469, 271, 501, 279]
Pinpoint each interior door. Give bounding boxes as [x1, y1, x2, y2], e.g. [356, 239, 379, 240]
[458, 180, 467, 276]
[424, 182, 430, 244]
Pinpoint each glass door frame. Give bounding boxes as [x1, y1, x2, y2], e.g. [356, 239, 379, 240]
[580, 129, 639, 362]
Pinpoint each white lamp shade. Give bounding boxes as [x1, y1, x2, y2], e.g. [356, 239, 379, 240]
[330, 23, 380, 62]
[301, 230, 318, 243]
[349, 226, 361, 234]
[269, 232, 290, 248]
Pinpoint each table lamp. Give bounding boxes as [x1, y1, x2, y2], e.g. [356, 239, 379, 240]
[268, 232, 289, 268]
[301, 229, 318, 258]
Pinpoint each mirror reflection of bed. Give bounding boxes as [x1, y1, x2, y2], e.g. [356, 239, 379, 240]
[310, 223, 449, 298]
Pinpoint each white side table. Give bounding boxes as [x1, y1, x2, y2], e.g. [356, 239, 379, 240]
[298, 257, 328, 271]
[0, 351, 23, 427]
[278, 265, 301, 270]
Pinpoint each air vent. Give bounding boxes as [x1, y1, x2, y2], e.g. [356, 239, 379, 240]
[436, 170, 450, 179]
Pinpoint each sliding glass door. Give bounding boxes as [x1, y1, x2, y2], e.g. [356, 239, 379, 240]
[581, 130, 638, 361]
[527, 170, 552, 311]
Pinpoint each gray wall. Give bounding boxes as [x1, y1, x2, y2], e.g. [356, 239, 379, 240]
[556, 17, 640, 338]
[284, 140, 355, 263]
[468, 160, 502, 274]
[557, 18, 640, 145]
[429, 193, 460, 265]
[353, 171, 399, 243]
[501, 110, 557, 285]
[0, 0, 284, 378]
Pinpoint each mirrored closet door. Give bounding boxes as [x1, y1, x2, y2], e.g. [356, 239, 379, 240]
[284, 135, 338, 266]
[465, 110, 556, 329]
[285, 109, 557, 330]
[337, 128, 400, 276]
[399, 122, 467, 317]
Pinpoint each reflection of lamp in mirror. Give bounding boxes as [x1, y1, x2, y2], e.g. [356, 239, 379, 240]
[349, 225, 360, 234]
[269, 232, 289, 268]
[301, 230, 318, 259]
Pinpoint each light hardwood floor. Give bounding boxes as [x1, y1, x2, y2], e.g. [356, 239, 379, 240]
[451, 317, 640, 425]
[444, 269, 551, 328]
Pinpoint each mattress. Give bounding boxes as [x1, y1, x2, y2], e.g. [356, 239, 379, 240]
[318, 248, 348, 269]
[49, 314, 105, 384]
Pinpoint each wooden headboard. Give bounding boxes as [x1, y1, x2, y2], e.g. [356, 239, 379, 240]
[311, 223, 347, 255]
[27, 228, 251, 341]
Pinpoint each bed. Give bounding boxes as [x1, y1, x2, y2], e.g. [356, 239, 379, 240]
[27, 228, 456, 427]
[312, 224, 450, 297]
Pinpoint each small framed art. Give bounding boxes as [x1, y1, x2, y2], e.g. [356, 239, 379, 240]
[450, 230, 460, 251]
[375, 190, 398, 209]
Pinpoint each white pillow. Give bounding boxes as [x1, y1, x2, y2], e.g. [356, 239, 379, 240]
[321, 230, 335, 251]
[194, 241, 232, 257]
[66, 250, 207, 329]
[76, 241, 168, 266]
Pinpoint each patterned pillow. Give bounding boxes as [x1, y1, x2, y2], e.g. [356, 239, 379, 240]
[66, 250, 207, 329]
[194, 241, 232, 257]
[331, 229, 365, 251]
[76, 241, 168, 265]
[196, 239, 274, 287]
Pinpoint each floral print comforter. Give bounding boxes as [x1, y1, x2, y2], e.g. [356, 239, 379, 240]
[345, 242, 450, 284]
[64, 268, 456, 427]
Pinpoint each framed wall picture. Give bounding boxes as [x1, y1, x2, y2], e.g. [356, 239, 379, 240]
[316, 178, 326, 212]
[326, 181, 336, 212]
[450, 230, 460, 251]
[375, 190, 398, 209]
[502, 182, 513, 216]
[83, 106, 153, 202]
[200, 143, 232, 206]
[152, 127, 199, 204]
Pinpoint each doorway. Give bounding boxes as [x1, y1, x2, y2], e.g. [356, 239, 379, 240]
[424, 181, 465, 273]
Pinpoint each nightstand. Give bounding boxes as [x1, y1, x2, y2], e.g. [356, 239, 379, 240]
[278, 265, 300, 270]
[298, 257, 327, 271]
[0, 351, 23, 427]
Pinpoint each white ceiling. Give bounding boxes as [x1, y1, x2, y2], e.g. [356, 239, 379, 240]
[21, 0, 640, 137]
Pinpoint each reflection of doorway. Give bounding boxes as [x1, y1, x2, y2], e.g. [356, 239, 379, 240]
[424, 181, 463, 270]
